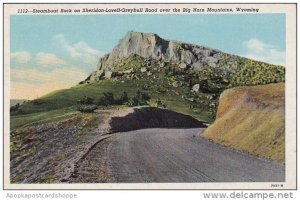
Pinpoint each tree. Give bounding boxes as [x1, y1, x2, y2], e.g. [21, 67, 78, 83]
[97, 92, 114, 106]
[119, 91, 129, 104]
[77, 96, 94, 105]
[80, 96, 94, 104]
[10, 103, 20, 113]
[129, 90, 151, 106]
[136, 90, 141, 99]
[130, 97, 139, 106]
[140, 92, 151, 104]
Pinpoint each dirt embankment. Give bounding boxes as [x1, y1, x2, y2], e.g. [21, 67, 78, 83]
[202, 83, 285, 163]
[109, 107, 206, 132]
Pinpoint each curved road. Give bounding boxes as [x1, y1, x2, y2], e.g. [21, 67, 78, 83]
[72, 128, 285, 183]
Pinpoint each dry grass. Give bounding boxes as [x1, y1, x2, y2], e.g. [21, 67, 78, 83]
[202, 83, 285, 163]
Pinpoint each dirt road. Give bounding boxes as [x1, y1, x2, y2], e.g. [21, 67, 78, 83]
[72, 128, 284, 183]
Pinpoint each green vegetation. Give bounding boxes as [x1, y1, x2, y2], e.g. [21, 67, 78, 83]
[77, 96, 94, 105]
[77, 104, 97, 113]
[97, 92, 115, 106]
[10, 55, 285, 128]
[96, 90, 149, 107]
[229, 60, 285, 87]
[112, 54, 144, 71]
[10, 107, 78, 130]
[195, 66, 229, 93]
[130, 90, 151, 106]
[10, 103, 21, 114]
[76, 96, 98, 113]
[150, 99, 167, 108]
[118, 91, 129, 104]
[11, 81, 139, 115]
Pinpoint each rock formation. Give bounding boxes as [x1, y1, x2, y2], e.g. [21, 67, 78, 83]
[85, 31, 249, 82]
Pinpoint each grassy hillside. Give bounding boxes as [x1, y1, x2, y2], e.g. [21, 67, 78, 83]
[10, 108, 78, 130]
[11, 80, 214, 123]
[10, 55, 285, 129]
[202, 83, 285, 163]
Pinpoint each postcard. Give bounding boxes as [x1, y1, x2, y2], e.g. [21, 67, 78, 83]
[3, 3, 297, 189]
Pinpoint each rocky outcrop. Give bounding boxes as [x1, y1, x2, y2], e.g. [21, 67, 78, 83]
[192, 84, 200, 92]
[140, 67, 147, 73]
[85, 31, 249, 82]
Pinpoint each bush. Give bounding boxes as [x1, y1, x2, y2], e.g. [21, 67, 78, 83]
[129, 90, 151, 106]
[10, 103, 21, 113]
[154, 99, 167, 108]
[140, 92, 151, 104]
[118, 91, 129, 105]
[76, 96, 97, 112]
[77, 104, 97, 113]
[130, 97, 139, 106]
[77, 96, 94, 105]
[196, 66, 229, 93]
[97, 92, 114, 106]
[96, 91, 131, 106]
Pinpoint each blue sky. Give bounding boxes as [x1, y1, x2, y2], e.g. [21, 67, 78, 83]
[10, 14, 285, 99]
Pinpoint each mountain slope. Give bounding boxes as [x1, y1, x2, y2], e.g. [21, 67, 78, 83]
[202, 83, 285, 162]
[11, 32, 285, 126]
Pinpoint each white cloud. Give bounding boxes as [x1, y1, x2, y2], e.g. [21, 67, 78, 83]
[11, 51, 31, 64]
[10, 35, 102, 99]
[36, 52, 66, 67]
[53, 34, 103, 66]
[243, 38, 285, 65]
[11, 68, 88, 99]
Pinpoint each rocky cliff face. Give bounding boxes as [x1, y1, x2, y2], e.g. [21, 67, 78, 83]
[85, 31, 248, 82]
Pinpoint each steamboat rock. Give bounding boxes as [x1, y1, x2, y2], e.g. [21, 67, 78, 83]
[85, 31, 249, 82]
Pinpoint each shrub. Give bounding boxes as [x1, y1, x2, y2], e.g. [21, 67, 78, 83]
[154, 99, 167, 108]
[97, 92, 114, 106]
[140, 92, 151, 104]
[76, 96, 97, 112]
[196, 66, 229, 93]
[229, 61, 285, 87]
[77, 104, 97, 113]
[10, 103, 20, 113]
[130, 97, 139, 106]
[78, 96, 94, 105]
[118, 91, 129, 104]
[129, 90, 151, 106]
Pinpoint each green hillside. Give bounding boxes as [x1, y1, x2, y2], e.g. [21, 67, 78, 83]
[229, 60, 285, 87]
[10, 55, 285, 130]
